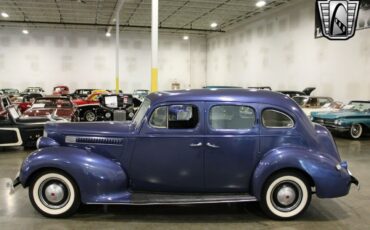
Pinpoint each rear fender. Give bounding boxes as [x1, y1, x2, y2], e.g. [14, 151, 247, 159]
[251, 147, 348, 200]
[20, 147, 128, 203]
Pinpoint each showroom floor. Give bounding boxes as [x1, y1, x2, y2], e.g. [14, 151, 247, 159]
[0, 137, 369, 230]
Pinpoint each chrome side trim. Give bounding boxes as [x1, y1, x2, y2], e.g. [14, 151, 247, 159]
[65, 136, 124, 145]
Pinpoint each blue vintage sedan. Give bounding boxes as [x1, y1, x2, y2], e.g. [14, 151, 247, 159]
[311, 101, 370, 139]
[13, 89, 358, 219]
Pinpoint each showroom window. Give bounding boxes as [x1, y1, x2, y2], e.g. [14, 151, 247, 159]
[262, 109, 294, 128]
[209, 105, 255, 130]
[149, 105, 198, 129]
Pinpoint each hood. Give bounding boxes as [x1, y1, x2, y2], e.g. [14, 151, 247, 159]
[311, 110, 369, 119]
[46, 121, 134, 138]
[302, 87, 316, 95]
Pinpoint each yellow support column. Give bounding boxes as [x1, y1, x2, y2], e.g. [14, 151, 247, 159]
[151, 68, 158, 92]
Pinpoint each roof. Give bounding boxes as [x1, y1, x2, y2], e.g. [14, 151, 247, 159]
[147, 89, 295, 108]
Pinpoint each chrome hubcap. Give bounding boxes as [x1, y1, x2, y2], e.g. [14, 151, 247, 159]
[39, 178, 70, 209]
[271, 181, 302, 212]
[44, 183, 65, 204]
[276, 186, 296, 206]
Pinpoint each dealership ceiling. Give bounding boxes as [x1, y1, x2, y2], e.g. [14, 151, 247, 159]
[0, 0, 292, 33]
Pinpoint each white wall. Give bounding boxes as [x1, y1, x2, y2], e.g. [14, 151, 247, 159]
[206, 0, 370, 102]
[0, 28, 207, 94]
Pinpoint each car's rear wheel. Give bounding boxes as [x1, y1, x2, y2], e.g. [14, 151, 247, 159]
[84, 110, 96, 122]
[260, 172, 311, 220]
[29, 171, 80, 218]
[350, 124, 363, 139]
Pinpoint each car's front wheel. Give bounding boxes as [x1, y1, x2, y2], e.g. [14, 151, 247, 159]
[84, 110, 96, 122]
[350, 124, 363, 139]
[29, 171, 80, 218]
[260, 172, 311, 220]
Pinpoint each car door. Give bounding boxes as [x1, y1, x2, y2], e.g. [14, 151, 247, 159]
[130, 102, 205, 192]
[204, 102, 260, 192]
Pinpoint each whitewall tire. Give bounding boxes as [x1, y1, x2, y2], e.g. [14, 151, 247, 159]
[29, 171, 80, 218]
[260, 172, 311, 219]
[350, 124, 363, 139]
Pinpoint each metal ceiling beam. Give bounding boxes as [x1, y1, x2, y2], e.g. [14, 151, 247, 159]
[0, 20, 225, 33]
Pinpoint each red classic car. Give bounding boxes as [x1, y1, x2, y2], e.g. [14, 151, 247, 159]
[53, 85, 70, 96]
[23, 96, 75, 121]
[72, 90, 108, 106]
[12, 94, 43, 113]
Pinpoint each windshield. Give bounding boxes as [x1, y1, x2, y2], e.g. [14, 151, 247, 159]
[33, 98, 72, 108]
[344, 102, 370, 112]
[293, 97, 308, 106]
[133, 98, 151, 126]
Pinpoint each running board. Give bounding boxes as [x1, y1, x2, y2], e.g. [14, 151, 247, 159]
[88, 193, 257, 205]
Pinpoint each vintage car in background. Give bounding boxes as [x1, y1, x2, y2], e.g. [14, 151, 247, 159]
[293, 96, 334, 116]
[0, 95, 12, 120]
[0, 88, 20, 96]
[277, 87, 316, 98]
[12, 93, 44, 113]
[73, 94, 140, 122]
[23, 96, 75, 121]
[72, 89, 108, 106]
[133, 89, 150, 101]
[20, 87, 45, 96]
[203, 86, 243, 89]
[248, 86, 272, 91]
[311, 100, 370, 139]
[69, 89, 96, 99]
[52, 85, 70, 96]
[0, 105, 50, 148]
[13, 89, 358, 219]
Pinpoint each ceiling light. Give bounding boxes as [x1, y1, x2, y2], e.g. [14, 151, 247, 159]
[105, 32, 111, 37]
[22, 29, 29, 34]
[183, 35, 189, 40]
[210, 22, 218, 28]
[1, 12, 9, 18]
[256, 0, 266, 7]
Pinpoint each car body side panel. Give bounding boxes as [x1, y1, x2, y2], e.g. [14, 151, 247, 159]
[19, 147, 128, 203]
[252, 147, 351, 200]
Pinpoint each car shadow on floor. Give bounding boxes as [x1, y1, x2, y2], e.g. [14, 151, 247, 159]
[71, 198, 348, 223]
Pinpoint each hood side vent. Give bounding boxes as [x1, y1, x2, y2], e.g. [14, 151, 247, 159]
[65, 136, 124, 145]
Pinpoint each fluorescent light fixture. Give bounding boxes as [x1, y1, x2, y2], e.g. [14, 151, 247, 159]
[256, 0, 266, 7]
[210, 22, 218, 28]
[22, 29, 29, 34]
[105, 32, 111, 37]
[1, 12, 9, 18]
[183, 35, 189, 40]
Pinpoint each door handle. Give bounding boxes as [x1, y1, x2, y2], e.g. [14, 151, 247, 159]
[206, 142, 219, 148]
[190, 142, 203, 147]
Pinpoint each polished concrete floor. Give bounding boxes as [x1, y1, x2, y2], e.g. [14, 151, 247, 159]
[0, 137, 369, 230]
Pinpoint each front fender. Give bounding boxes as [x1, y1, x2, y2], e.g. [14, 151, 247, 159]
[252, 147, 352, 200]
[19, 147, 128, 203]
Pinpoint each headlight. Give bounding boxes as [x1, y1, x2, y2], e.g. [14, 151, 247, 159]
[129, 112, 134, 118]
[334, 120, 342, 125]
[105, 112, 111, 118]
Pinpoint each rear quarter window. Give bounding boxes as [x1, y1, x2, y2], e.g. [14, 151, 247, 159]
[262, 109, 294, 128]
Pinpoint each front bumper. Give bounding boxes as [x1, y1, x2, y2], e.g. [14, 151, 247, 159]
[9, 171, 21, 194]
